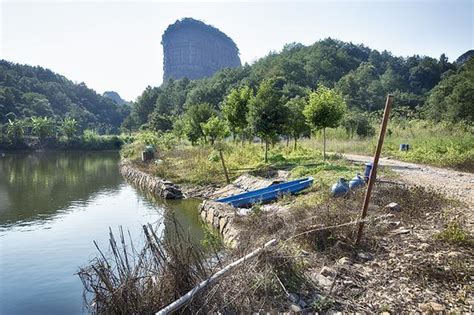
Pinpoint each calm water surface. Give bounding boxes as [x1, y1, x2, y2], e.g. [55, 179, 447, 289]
[0, 151, 206, 315]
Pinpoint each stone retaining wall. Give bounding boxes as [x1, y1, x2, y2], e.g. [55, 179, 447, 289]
[119, 162, 183, 199]
[199, 200, 240, 248]
[120, 161, 242, 247]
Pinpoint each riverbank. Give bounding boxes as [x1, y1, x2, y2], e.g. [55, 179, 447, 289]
[81, 141, 473, 313]
[0, 133, 132, 151]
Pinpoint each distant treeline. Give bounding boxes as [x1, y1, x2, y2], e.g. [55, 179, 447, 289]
[124, 38, 473, 132]
[0, 60, 129, 133]
[0, 116, 130, 151]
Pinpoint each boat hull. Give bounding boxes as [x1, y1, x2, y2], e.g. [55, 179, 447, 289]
[215, 177, 313, 208]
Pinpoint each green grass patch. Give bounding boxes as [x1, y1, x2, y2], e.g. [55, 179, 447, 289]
[434, 222, 473, 247]
[304, 120, 474, 172]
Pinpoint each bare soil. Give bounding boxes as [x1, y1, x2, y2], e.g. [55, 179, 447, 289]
[344, 154, 474, 233]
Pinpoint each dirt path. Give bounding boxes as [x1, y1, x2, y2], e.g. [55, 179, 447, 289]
[343, 154, 474, 205]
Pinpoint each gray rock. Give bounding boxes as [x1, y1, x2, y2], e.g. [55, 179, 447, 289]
[357, 252, 373, 261]
[320, 266, 337, 278]
[418, 302, 445, 312]
[337, 257, 352, 266]
[315, 274, 333, 287]
[385, 202, 401, 212]
[289, 304, 302, 312]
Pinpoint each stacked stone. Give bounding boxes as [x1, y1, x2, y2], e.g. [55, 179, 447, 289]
[119, 162, 183, 199]
[199, 200, 240, 247]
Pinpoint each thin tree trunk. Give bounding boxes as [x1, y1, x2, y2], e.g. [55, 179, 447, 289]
[219, 149, 230, 184]
[323, 128, 326, 161]
[286, 136, 289, 147]
[294, 136, 297, 150]
[264, 140, 268, 163]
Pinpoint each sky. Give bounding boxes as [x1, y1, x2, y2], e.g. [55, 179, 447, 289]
[1, 0, 473, 101]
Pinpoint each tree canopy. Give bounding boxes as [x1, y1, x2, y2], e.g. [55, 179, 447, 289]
[424, 58, 474, 123]
[125, 37, 467, 134]
[0, 60, 127, 133]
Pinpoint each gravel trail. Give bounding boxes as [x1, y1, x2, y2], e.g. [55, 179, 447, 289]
[343, 154, 474, 205]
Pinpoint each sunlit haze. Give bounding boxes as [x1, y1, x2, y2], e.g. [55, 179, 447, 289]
[1, 0, 472, 101]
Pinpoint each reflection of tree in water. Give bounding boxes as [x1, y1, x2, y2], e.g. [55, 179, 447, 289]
[0, 151, 123, 227]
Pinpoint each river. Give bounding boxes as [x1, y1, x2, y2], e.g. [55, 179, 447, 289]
[0, 151, 206, 314]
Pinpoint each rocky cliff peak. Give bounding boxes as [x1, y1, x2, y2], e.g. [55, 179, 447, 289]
[161, 17, 241, 81]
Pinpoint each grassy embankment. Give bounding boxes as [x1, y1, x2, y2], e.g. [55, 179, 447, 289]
[121, 119, 473, 190]
[308, 120, 474, 172]
[121, 138, 381, 190]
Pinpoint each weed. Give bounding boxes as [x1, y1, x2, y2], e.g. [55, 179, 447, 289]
[434, 222, 473, 247]
[200, 224, 223, 250]
[250, 203, 263, 217]
[311, 296, 335, 312]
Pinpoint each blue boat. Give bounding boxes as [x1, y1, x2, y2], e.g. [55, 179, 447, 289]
[215, 177, 314, 208]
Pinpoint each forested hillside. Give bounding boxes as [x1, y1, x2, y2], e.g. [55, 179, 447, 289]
[0, 60, 127, 133]
[125, 38, 470, 132]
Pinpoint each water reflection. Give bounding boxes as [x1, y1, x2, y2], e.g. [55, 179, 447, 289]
[0, 151, 123, 229]
[0, 151, 207, 315]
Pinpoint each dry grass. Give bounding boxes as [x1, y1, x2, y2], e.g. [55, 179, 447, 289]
[77, 221, 214, 314]
[79, 181, 472, 313]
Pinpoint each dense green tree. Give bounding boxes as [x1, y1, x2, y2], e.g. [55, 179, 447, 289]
[172, 117, 187, 141]
[149, 111, 173, 132]
[201, 116, 230, 145]
[133, 86, 161, 126]
[247, 79, 288, 162]
[304, 85, 346, 160]
[5, 117, 26, 144]
[284, 96, 310, 149]
[183, 103, 216, 145]
[154, 78, 193, 116]
[30, 116, 55, 140]
[336, 62, 384, 111]
[342, 111, 375, 138]
[221, 86, 253, 140]
[408, 57, 442, 94]
[60, 117, 79, 139]
[0, 60, 124, 131]
[424, 58, 474, 123]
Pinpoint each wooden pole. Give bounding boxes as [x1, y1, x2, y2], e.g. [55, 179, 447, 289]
[355, 95, 393, 246]
[219, 149, 230, 184]
[323, 128, 326, 161]
[156, 239, 277, 315]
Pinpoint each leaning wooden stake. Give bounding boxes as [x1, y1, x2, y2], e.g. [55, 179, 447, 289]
[355, 95, 393, 246]
[219, 149, 230, 184]
[156, 239, 278, 315]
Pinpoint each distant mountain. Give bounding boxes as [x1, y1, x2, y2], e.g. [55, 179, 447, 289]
[456, 50, 474, 65]
[103, 91, 128, 105]
[162, 18, 241, 81]
[0, 60, 126, 132]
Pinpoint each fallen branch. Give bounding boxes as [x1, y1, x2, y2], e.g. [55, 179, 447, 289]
[156, 239, 278, 315]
